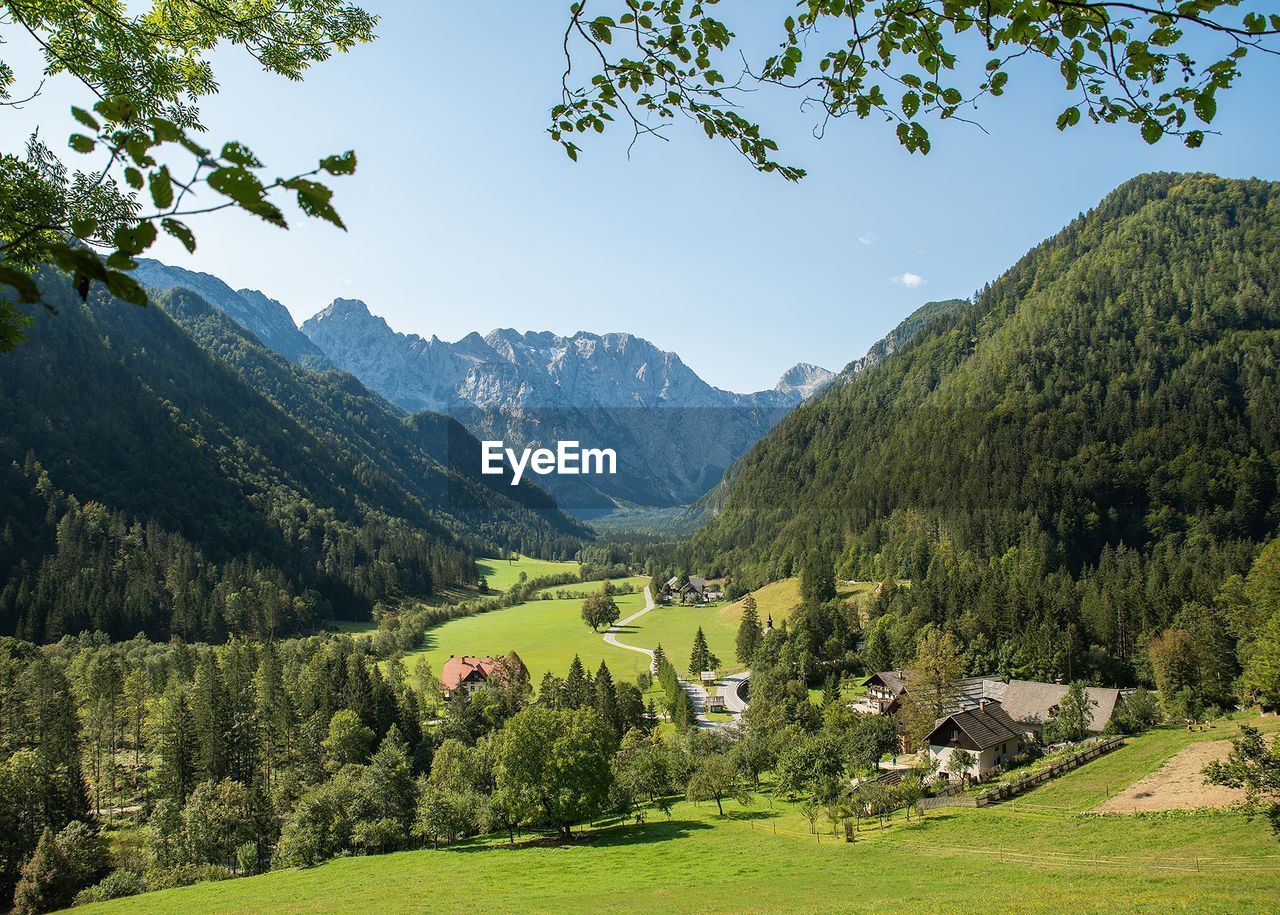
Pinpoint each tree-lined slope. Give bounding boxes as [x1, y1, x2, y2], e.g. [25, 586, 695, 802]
[0, 274, 584, 643]
[691, 173, 1279, 680]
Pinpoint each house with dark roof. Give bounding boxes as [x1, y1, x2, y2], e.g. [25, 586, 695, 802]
[440, 655, 501, 699]
[856, 672, 1006, 716]
[680, 577, 708, 602]
[858, 671, 909, 714]
[925, 700, 1025, 782]
[997, 680, 1124, 739]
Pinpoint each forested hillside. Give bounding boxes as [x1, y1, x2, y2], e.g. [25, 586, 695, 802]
[0, 275, 584, 643]
[691, 173, 1280, 685]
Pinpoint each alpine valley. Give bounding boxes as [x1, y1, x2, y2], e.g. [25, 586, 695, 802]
[2, 173, 1279, 915]
[136, 259, 837, 508]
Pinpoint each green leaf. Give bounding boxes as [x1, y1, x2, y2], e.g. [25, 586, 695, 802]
[207, 167, 267, 206]
[0, 265, 41, 304]
[69, 134, 95, 154]
[149, 169, 174, 210]
[125, 167, 144, 190]
[1056, 107, 1081, 130]
[113, 221, 159, 256]
[901, 91, 920, 119]
[284, 178, 346, 230]
[94, 97, 135, 124]
[161, 218, 196, 253]
[105, 251, 138, 271]
[151, 118, 181, 143]
[1141, 119, 1163, 145]
[1193, 92, 1216, 124]
[70, 216, 99, 239]
[105, 270, 148, 306]
[319, 151, 357, 175]
[220, 142, 263, 168]
[71, 106, 100, 131]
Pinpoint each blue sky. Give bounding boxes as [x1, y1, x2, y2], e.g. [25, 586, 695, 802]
[11, 2, 1280, 392]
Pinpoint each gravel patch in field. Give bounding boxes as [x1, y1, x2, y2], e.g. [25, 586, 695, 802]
[1094, 739, 1245, 813]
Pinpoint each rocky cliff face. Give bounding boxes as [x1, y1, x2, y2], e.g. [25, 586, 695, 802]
[133, 260, 331, 368]
[302, 302, 830, 507]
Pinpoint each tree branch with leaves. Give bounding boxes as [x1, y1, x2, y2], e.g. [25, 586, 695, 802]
[552, 1, 1280, 174]
[0, 0, 376, 349]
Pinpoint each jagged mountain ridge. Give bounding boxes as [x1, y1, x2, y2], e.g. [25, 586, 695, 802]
[300, 300, 832, 507]
[301, 298, 826, 412]
[131, 262, 833, 507]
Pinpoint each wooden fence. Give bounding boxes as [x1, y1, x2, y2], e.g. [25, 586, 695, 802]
[920, 735, 1126, 810]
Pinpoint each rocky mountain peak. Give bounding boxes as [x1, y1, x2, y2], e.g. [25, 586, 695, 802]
[774, 362, 837, 399]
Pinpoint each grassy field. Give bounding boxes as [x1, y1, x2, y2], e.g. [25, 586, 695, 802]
[397, 574, 817, 685]
[398, 577, 653, 685]
[477, 555, 580, 592]
[83, 716, 1280, 914]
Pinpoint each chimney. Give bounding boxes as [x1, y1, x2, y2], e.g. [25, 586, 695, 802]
[978, 700, 988, 713]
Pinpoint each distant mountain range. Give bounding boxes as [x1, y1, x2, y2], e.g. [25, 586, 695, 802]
[132, 261, 836, 507]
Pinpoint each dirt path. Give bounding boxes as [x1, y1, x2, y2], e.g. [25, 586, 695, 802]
[602, 586, 656, 660]
[1094, 739, 1245, 813]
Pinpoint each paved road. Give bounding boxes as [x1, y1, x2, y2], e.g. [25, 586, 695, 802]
[720, 671, 751, 715]
[601, 587, 748, 729]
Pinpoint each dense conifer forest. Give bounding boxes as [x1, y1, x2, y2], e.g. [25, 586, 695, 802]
[0, 273, 586, 642]
[681, 174, 1280, 687]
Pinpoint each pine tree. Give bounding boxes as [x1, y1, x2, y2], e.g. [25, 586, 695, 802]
[191, 652, 229, 781]
[822, 672, 842, 707]
[652, 644, 668, 674]
[594, 661, 620, 737]
[150, 685, 198, 805]
[800, 550, 837, 604]
[689, 627, 711, 676]
[736, 594, 761, 666]
[254, 642, 291, 795]
[563, 656, 588, 710]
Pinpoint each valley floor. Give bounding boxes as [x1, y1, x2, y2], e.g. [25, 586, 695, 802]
[81, 716, 1280, 914]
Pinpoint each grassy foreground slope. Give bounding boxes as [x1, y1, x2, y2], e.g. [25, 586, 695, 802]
[83, 718, 1280, 914]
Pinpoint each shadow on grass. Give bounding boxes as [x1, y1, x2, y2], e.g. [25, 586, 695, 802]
[439, 819, 713, 854]
[726, 810, 775, 822]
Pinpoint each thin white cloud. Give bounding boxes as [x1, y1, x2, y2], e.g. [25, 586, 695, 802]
[859, 232, 878, 246]
[889, 271, 927, 288]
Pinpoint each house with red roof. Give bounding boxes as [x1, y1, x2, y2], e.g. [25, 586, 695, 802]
[440, 655, 501, 699]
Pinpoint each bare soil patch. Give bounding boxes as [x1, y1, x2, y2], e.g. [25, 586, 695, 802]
[1094, 739, 1245, 813]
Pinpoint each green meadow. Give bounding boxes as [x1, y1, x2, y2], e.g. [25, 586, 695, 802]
[81, 717, 1280, 914]
[476, 554, 581, 592]
[396, 573, 832, 686]
[399, 576, 653, 684]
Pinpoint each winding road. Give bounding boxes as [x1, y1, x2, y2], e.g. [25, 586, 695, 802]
[602, 586, 748, 728]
